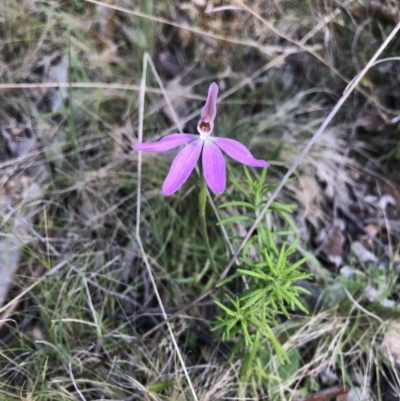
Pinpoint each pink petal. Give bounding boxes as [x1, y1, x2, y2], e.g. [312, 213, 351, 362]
[162, 139, 203, 196]
[212, 137, 269, 167]
[202, 140, 226, 194]
[133, 134, 197, 152]
[201, 82, 218, 123]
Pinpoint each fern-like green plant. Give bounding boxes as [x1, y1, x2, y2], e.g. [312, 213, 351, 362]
[213, 167, 312, 379]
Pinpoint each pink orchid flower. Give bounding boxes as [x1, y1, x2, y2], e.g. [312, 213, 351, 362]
[133, 82, 269, 196]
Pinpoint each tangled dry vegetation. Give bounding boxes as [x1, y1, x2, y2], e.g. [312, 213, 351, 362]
[1, 0, 400, 400]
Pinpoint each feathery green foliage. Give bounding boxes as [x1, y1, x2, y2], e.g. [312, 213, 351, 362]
[214, 167, 312, 379]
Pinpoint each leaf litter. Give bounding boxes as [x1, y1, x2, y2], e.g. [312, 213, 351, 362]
[0, 134, 48, 308]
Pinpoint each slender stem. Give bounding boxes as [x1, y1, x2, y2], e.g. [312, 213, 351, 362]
[199, 173, 217, 273]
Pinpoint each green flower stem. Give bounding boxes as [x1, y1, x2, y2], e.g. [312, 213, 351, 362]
[199, 173, 217, 273]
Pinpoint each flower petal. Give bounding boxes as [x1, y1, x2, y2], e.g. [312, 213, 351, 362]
[202, 140, 226, 194]
[201, 82, 218, 123]
[133, 134, 197, 152]
[212, 137, 269, 167]
[162, 139, 203, 196]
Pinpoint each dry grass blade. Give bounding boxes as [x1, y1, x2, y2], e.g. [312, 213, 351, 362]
[83, 0, 320, 55]
[0, 82, 203, 99]
[135, 53, 198, 401]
